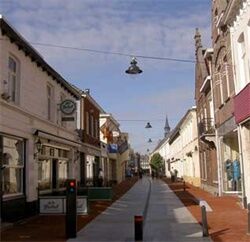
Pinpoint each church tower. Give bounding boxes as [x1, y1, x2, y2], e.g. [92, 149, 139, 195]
[164, 115, 170, 137]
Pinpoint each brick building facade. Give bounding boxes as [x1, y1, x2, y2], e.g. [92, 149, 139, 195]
[194, 29, 218, 194]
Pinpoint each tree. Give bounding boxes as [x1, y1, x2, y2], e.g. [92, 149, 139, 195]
[150, 153, 164, 173]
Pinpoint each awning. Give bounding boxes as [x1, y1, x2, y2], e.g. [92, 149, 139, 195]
[34, 129, 82, 148]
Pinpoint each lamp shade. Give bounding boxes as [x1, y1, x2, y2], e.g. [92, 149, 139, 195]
[145, 122, 152, 128]
[125, 57, 143, 74]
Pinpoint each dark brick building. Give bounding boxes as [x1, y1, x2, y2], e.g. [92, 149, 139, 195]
[194, 29, 218, 194]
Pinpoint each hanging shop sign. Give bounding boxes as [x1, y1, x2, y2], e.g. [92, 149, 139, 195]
[60, 99, 76, 121]
[60, 99, 76, 115]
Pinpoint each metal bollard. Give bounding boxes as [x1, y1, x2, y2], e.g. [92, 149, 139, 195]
[134, 215, 143, 241]
[201, 205, 209, 237]
[248, 203, 250, 235]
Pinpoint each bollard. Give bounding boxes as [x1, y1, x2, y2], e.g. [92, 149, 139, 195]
[134, 215, 143, 241]
[248, 203, 250, 235]
[183, 181, 186, 192]
[201, 205, 209, 237]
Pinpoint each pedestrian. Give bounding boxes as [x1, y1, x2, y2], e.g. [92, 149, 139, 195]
[174, 169, 178, 182]
[98, 168, 104, 187]
[170, 167, 175, 182]
[139, 168, 143, 179]
[151, 170, 155, 179]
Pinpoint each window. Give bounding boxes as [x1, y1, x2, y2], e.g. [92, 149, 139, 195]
[90, 115, 94, 137]
[86, 112, 89, 135]
[95, 119, 99, 139]
[58, 160, 69, 188]
[8, 56, 20, 103]
[38, 159, 52, 191]
[237, 33, 248, 90]
[60, 93, 66, 127]
[47, 85, 54, 121]
[215, 66, 224, 106]
[223, 56, 230, 98]
[2, 136, 24, 196]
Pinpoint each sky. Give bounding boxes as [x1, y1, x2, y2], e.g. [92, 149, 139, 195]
[0, 0, 211, 154]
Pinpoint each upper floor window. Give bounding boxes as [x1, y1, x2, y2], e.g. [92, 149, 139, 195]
[8, 56, 20, 103]
[90, 115, 94, 137]
[223, 56, 230, 99]
[86, 112, 89, 135]
[237, 33, 248, 90]
[214, 65, 223, 108]
[60, 93, 66, 127]
[95, 119, 99, 139]
[47, 84, 54, 121]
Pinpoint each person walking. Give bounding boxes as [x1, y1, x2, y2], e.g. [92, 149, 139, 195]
[98, 168, 104, 187]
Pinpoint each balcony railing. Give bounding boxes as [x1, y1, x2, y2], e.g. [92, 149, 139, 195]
[198, 118, 215, 135]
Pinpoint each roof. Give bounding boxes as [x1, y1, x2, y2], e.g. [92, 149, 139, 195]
[100, 113, 120, 128]
[70, 84, 106, 113]
[168, 107, 196, 144]
[0, 15, 80, 99]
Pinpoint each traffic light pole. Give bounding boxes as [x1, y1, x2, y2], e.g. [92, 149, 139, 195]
[66, 179, 77, 239]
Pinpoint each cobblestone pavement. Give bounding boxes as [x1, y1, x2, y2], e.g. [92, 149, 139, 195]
[163, 178, 250, 242]
[1, 176, 250, 242]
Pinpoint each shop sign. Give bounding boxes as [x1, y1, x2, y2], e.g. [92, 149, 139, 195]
[39, 196, 88, 214]
[62, 116, 75, 121]
[77, 197, 88, 214]
[40, 198, 64, 214]
[108, 144, 118, 153]
[60, 99, 76, 115]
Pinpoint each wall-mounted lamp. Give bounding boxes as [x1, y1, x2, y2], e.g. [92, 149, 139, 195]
[73, 150, 80, 163]
[145, 122, 152, 129]
[34, 138, 42, 159]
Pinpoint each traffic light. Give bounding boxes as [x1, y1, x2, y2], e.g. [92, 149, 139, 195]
[69, 181, 75, 193]
[66, 179, 77, 238]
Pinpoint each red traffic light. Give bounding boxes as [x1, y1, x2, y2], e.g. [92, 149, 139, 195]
[69, 181, 75, 187]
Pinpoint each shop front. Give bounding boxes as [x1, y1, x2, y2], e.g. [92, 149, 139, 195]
[80, 145, 101, 187]
[0, 133, 26, 221]
[217, 118, 241, 195]
[34, 130, 81, 197]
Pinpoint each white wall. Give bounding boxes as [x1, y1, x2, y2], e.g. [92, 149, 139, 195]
[0, 32, 79, 201]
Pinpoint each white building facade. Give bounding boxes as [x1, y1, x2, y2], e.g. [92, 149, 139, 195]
[230, 0, 250, 206]
[0, 16, 81, 221]
[168, 108, 200, 186]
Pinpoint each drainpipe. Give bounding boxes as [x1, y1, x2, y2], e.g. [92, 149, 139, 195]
[215, 129, 222, 196]
[237, 125, 247, 208]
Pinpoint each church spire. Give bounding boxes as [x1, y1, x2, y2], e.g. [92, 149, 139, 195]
[194, 28, 202, 60]
[164, 115, 170, 137]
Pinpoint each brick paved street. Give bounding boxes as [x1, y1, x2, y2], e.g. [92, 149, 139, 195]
[1, 177, 250, 242]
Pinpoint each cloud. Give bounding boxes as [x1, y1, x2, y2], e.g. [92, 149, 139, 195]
[0, 0, 210, 153]
[1, 0, 211, 68]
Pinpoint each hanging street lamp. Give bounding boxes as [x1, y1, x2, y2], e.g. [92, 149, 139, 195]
[125, 57, 143, 74]
[148, 138, 152, 143]
[145, 122, 152, 129]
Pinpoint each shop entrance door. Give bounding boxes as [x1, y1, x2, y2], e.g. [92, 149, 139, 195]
[52, 159, 58, 190]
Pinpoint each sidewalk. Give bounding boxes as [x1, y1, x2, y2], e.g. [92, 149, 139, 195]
[163, 178, 250, 242]
[0, 177, 138, 242]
